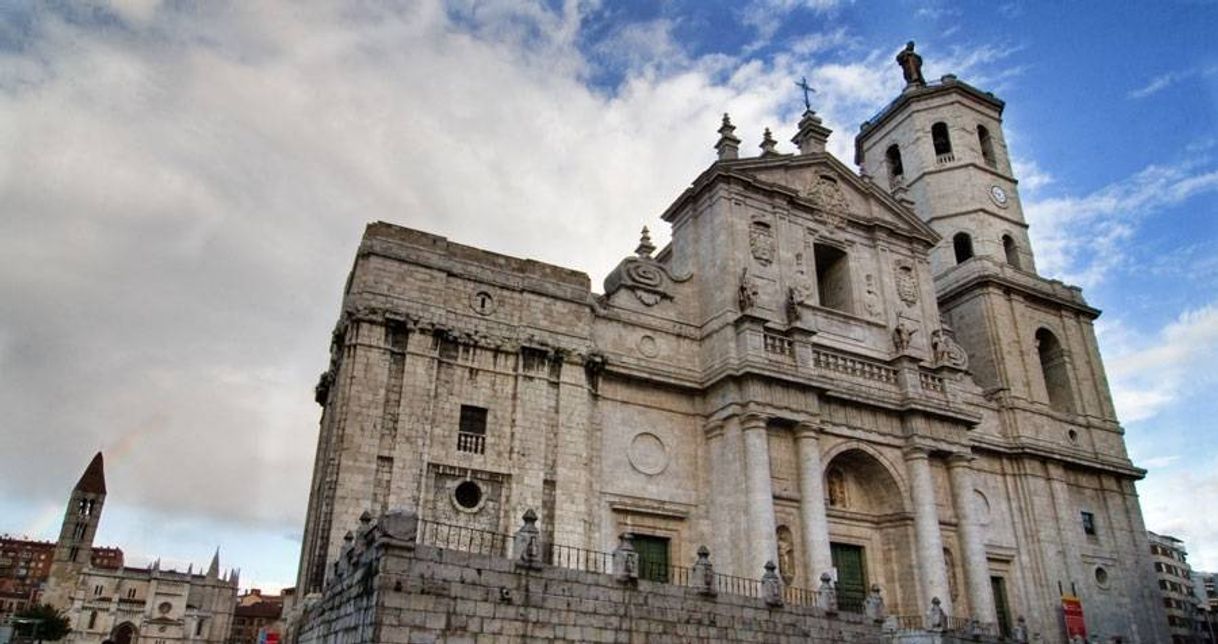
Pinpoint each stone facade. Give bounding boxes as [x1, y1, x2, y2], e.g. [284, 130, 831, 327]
[42, 454, 238, 644]
[295, 47, 1168, 643]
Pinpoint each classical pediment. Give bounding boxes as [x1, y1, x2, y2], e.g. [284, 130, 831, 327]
[726, 156, 938, 243]
[665, 154, 938, 245]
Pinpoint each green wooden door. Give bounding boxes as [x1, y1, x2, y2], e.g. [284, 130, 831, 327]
[991, 576, 1012, 636]
[634, 535, 670, 583]
[831, 543, 867, 611]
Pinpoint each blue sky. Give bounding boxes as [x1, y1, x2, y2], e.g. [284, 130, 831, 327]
[1, 1, 1216, 591]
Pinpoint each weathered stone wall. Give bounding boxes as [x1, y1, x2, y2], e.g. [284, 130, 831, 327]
[294, 518, 889, 644]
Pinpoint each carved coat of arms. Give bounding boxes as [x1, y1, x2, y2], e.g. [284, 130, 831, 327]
[749, 221, 775, 265]
[894, 259, 918, 307]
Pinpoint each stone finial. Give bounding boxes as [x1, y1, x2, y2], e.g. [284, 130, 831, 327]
[635, 226, 656, 258]
[791, 109, 832, 155]
[378, 510, 419, 544]
[359, 510, 373, 525]
[817, 572, 837, 613]
[926, 596, 946, 631]
[759, 128, 780, 157]
[513, 509, 542, 570]
[715, 113, 742, 161]
[612, 532, 639, 583]
[863, 583, 886, 623]
[761, 560, 784, 607]
[692, 545, 716, 596]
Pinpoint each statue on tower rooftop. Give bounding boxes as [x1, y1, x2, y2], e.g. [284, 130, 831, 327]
[896, 41, 926, 87]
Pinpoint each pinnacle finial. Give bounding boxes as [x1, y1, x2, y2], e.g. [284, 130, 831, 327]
[760, 128, 779, 156]
[635, 226, 656, 258]
[716, 113, 742, 161]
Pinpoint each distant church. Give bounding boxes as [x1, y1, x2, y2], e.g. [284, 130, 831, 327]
[42, 453, 237, 644]
[295, 44, 1169, 642]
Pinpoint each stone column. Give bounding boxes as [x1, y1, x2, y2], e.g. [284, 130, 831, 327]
[795, 423, 832, 585]
[741, 413, 778, 576]
[705, 421, 733, 570]
[947, 454, 997, 624]
[904, 446, 952, 615]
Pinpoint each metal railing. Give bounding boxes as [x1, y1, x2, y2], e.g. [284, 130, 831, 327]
[936, 152, 956, 165]
[412, 517, 866, 614]
[893, 614, 999, 636]
[417, 518, 510, 557]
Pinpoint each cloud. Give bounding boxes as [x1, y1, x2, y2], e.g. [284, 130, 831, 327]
[0, 1, 1051, 587]
[1101, 303, 1218, 423]
[1138, 453, 1218, 570]
[740, 0, 850, 42]
[1024, 161, 1218, 286]
[1128, 65, 1218, 99]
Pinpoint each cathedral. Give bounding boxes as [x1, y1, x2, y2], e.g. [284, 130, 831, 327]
[41, 453, 238, 644]
[295, 45, 1168, 642]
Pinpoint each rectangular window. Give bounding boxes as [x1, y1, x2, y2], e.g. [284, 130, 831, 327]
[813, 243, 853, 313]
[93, 584, 103, 596]
[127, 588, 136, 599]
[457, 405, 488, 454]
[1081, 511, 1096, 536]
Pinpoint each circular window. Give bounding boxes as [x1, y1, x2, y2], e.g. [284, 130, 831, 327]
[158, 601, 172, 615]
[453, 481, 483, 511]
[1094, 566, 1109, 587]
[1068, 429, 1079, 443]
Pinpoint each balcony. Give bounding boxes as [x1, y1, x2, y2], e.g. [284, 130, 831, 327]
[935, 152, 955, 165]
[456, 431, 485, 455]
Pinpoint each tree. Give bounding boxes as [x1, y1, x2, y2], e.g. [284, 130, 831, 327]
[12, 603, 71, 641]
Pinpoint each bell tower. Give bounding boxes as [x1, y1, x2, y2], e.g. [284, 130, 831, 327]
[43, 452, 107, 609]
[853, 45, 1167, 641]
[856, 42, 1034, 277]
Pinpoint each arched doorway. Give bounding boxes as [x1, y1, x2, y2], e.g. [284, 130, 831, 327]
[823, 447, 915, 614]
[112, 622, 137, 644]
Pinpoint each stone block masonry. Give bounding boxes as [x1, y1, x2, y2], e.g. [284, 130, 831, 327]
[293, 512, 892, 644]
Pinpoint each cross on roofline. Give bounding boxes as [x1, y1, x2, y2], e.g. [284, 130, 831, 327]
[795, 76, 815, 111]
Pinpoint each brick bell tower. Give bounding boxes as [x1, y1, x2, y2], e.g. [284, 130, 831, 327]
[855, 43, 1167, 641]
[43, 452, 107, 610]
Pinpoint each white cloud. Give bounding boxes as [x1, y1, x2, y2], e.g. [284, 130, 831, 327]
[0, 1, 1054, 586]
[740, 0, 850, 42]
[1101, 304, 1218, 423]
[1024, 161, 1218, 287]
[1128, 65, 1218, 99]
[1138, 453, 1218, 570]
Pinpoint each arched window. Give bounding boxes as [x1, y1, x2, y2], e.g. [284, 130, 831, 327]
[978, 125, 997, 167]
[932, 122, 953, 161]
[1002, 234, 1021, 268]
[885, 144, 904, 179]
[1035, 328, 1075, 413]
[953, 232, 974, 264]
[814, 243, 853, 313]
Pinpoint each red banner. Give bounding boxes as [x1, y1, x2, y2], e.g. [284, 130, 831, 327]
[1062, 595, 1087, 639]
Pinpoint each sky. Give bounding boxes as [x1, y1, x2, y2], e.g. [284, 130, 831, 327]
[1, 0, 1216, 592]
